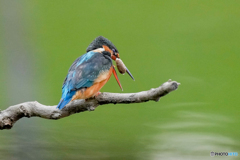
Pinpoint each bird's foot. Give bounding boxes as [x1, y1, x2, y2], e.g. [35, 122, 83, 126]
[85, 92, 101, 101]
[95, 92, 101, 97]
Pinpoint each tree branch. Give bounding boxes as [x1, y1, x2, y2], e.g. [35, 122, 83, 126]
[0, 79, 180, 130]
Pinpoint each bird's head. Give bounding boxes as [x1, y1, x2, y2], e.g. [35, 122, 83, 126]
[86, 36, 120, 60]
[86, 36, 135, 90]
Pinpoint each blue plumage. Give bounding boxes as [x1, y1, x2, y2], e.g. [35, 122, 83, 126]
[56, 36, 124, 110]
[76, 51, 96, 66]
[57, 50, 112, 109]
[57, 91, 76, 110]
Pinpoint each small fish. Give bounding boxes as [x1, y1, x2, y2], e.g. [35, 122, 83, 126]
[116, 58, 126, 74]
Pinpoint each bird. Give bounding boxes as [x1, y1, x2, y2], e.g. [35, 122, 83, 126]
[56, 36, 134, 110]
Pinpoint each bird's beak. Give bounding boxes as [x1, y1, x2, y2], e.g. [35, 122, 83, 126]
[112, 66, 123, 91]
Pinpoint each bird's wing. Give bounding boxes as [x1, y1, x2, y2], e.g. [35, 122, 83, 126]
[62, 51, 95, 89]
[57, 51, 112, 110]
[72, 51, 112, 90]
[62, 51, 112, 97]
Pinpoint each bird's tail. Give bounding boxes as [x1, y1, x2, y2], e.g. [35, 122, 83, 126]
[57, 98, 70, 110]
[57, 91, 76, 110]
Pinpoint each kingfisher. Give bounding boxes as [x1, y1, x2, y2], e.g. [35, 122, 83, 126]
[57, 36, 134, 109]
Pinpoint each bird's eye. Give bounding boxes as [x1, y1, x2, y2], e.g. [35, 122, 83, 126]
[112, 49, 116, 54]
[112, 49, 118, 56]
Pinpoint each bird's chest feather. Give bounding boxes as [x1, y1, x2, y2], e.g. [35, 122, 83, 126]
[94, 67, 113, 83]
[71, 66, 113, 100]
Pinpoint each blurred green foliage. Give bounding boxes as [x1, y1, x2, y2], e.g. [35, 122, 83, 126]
[1, 1, 240, 159]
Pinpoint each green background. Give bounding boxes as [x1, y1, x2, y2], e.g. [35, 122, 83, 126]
[1, 0, 239, 159]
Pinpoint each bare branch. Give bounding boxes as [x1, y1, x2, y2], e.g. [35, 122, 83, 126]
[0, 79, 180, 130]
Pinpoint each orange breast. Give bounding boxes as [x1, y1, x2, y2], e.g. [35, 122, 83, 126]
[71, 67, 113, 101]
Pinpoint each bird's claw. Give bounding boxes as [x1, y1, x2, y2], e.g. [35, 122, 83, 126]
[95, 92, 101, 97]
